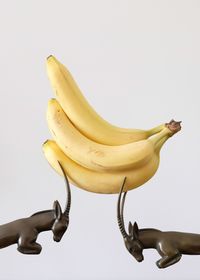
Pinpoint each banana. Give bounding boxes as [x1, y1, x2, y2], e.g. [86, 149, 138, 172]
[47, 99, 176, 172]
[43, 140, 160, 194]
[46, 55, 165, 145]
[42, 118, 178, 194]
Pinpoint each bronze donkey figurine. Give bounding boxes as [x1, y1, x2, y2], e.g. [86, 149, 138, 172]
[117, 177, 200, 268]
[0, 161, 71, 254]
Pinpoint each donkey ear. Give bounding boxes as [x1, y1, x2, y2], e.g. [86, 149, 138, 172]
[128, 221, 133, 235]
[53, 200, 62, 220]
[133, 222, 139, 238]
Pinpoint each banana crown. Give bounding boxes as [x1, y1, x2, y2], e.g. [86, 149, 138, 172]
[149, 120, 181, 153]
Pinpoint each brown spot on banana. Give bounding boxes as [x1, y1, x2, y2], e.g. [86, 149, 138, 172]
[87, 147, 105, 157]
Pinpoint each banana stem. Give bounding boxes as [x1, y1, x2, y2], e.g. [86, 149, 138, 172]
[149, 127, 172, 146]
[154, 135, 169, 154]
[147, 124, 166, 137]
[149, 120, 182, 153]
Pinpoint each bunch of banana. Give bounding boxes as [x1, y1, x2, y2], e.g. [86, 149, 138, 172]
[43, 56, 181, 194]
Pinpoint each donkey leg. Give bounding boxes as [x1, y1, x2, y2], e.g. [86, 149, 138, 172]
[17, 231, 42, 254]
[18, 242, 42, 255]
[156, 253, 182, 269]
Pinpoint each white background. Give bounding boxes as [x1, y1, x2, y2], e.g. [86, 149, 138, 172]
[0, 1, 199, 279]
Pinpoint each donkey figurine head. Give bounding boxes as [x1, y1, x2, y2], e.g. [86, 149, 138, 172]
[126, 221, 144, 262]
[117, 177, 144, 263]
[0, 161, 71, 254]
[51, 199, 69, 242]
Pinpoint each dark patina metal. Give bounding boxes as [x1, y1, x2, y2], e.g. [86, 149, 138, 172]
[117, 177, 200, 268]
[0, 161, 71, 254]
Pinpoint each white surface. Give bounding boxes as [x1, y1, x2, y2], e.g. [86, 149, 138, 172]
[0, 0, 199, 279]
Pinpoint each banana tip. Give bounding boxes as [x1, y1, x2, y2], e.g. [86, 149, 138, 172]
[47, 55, 53, 60]
[48, 98, 57, 107]
[43, 140, 49, 146]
